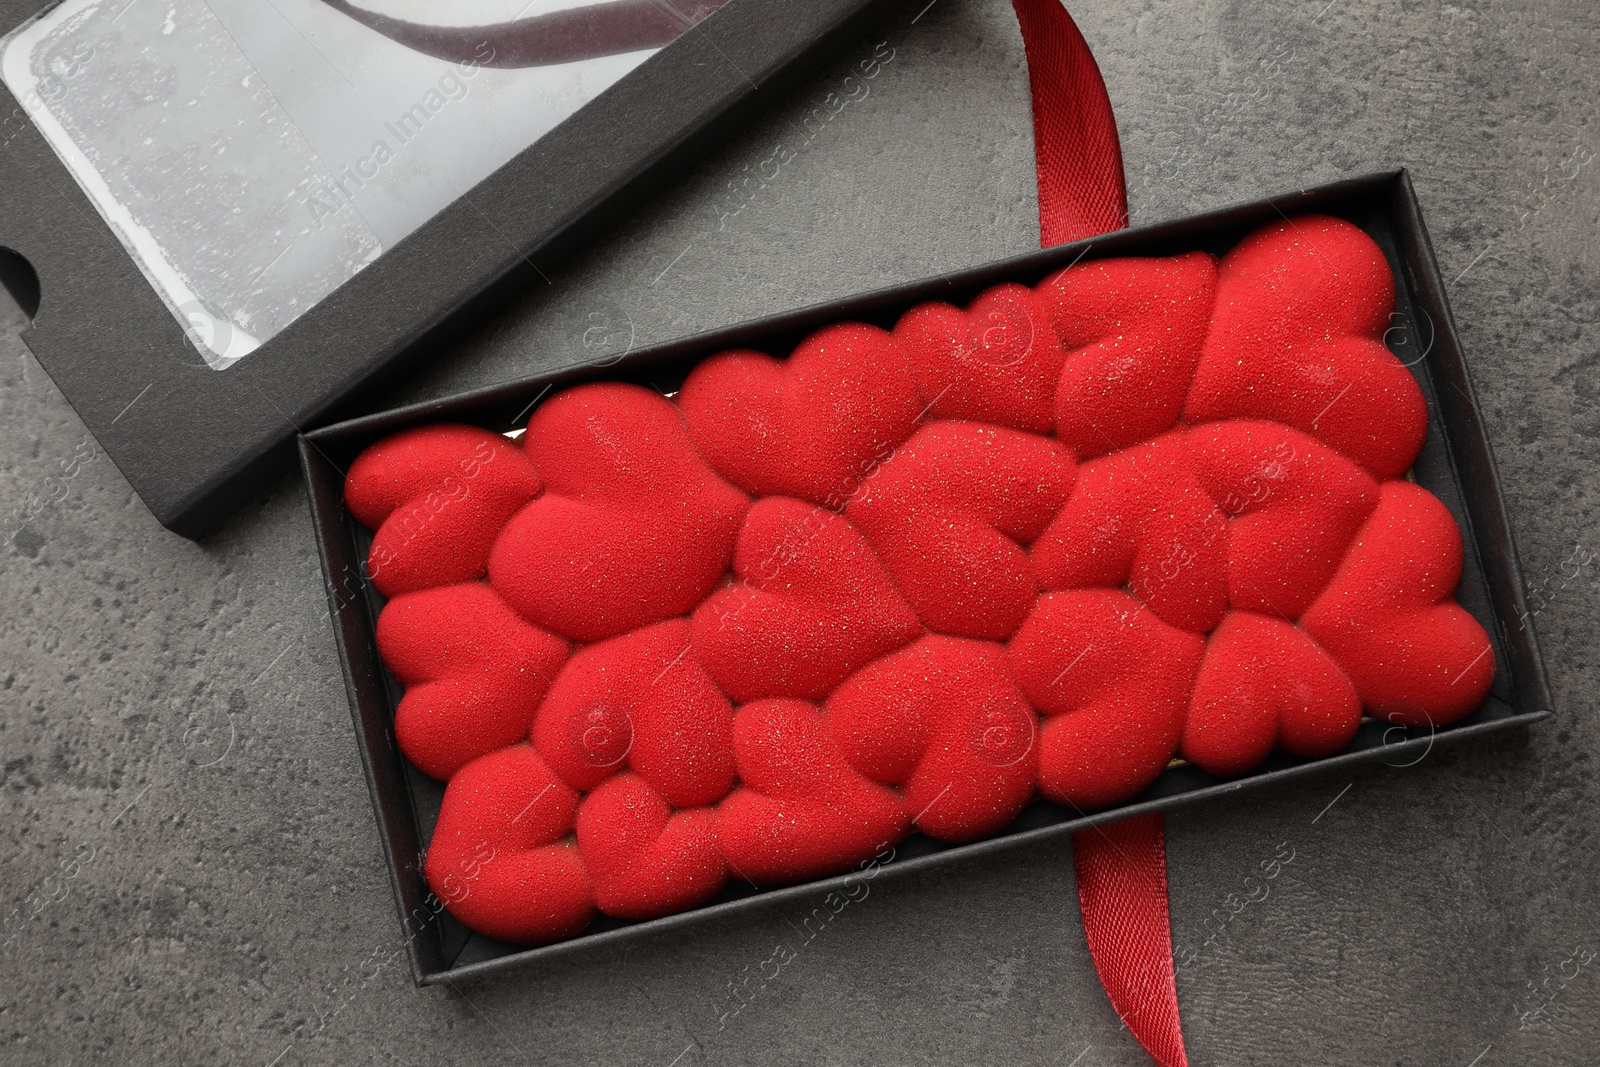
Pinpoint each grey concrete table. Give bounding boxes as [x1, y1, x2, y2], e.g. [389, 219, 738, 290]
[2, 0, 1597, 1063]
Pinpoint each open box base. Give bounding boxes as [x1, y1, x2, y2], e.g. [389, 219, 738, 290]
[300, 169, 1553, 986]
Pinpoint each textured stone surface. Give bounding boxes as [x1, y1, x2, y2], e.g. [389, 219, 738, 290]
[2, 0, 1597, 1063]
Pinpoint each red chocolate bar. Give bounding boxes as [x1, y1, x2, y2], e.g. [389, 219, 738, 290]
[344, 214, 1495, 946]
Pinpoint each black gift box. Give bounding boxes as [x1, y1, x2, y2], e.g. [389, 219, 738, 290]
[300, 170, 1552, 986]
[0, 0, 887, 538]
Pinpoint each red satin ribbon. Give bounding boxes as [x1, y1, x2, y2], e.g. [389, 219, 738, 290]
[1010, 2, 1186, 1064]
[1073, 814, 1189, 1066]
[1011, 0, 1128, 244]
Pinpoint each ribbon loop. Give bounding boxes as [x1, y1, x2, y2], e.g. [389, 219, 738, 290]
[1009, 3, 1186, 1063]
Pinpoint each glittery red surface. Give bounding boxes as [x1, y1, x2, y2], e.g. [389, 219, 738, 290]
[345, 215, 1495, 946]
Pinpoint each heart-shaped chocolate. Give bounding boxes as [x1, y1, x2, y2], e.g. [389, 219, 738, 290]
[1300, 482, 1495, 727]
[575, 773, 725, 920]
[532, 619, 736, 809]
[1185, 420, 1379, 620]
[716, 698, 909, 885]
[826, 636, 1038, 843]
[1184, 215, 1427, 480]
[845, 420, 1077, 640]
[1032, 430, 1228, 633]
[678, 323, 923, 509]
[1037, 252, 1217, 460]
[1182, 611, 1361, 777]
[893, 282, 1064, 434]
[376, 583, 569, 780]
[344, 213, 1501, 947]
[488, 383, 749, 642]
[424, 744, 594, 946]
[690, 497, 922, 703]
[1009, 590, 1205, 808]
[345, 424, 543, 598]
